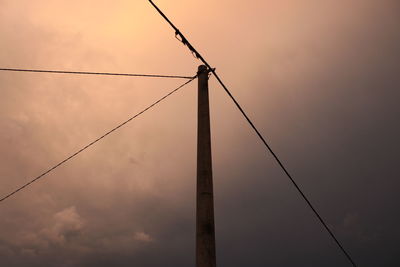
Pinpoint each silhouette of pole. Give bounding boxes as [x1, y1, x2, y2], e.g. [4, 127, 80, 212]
[196, 65, 216, 267]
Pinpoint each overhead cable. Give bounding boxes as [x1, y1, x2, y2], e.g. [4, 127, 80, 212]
[148, 1, 357, 266]
[0, 76, 196, 203]
[0, 68, 195, 79]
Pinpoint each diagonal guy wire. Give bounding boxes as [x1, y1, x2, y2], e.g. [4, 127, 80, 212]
[148, 1, 357, 266]
[0, 76, 196, 203]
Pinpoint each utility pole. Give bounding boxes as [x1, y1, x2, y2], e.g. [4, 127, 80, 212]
[196, 65, 216, 267]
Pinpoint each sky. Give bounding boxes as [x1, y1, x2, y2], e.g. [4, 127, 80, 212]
[0, 0, 399, 266]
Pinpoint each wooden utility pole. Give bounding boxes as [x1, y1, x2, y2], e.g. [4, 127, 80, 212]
[196, 65, 216, 267]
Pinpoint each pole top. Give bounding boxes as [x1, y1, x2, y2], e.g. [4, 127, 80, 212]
[197, 65, 208, 74]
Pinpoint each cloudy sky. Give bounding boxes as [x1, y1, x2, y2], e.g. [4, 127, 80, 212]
[0, 0, 399, 266]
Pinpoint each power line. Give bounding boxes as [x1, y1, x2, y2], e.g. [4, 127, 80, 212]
[0, 68, 195, 79]
[0, 76, 196, 203]
[148, 1, 357, 266]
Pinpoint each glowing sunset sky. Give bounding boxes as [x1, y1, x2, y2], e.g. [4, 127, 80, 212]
[1, 0, 399, 266]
